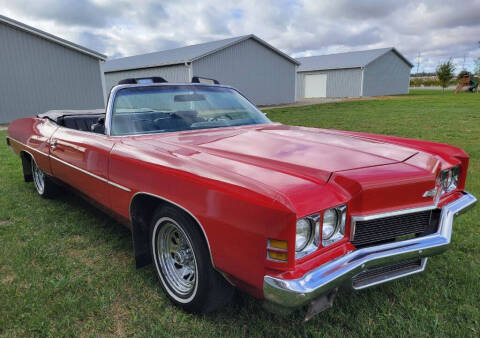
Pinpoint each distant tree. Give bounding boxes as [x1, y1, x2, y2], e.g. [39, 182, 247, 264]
[474, 57, 480, 76]
[436, 61, 455, 92]
[457, 70, 471, 80]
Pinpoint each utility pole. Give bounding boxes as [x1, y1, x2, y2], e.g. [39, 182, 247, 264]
[416, 52, 421, 75]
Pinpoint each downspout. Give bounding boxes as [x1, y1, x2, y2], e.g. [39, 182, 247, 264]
[360, 66, 365, 97]
[99, 60, 107, 107]
[294, 65, 298, 102]
[185, 62, 192, 81]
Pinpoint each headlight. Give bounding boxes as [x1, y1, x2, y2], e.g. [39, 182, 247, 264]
[448, 166, 461, 192]
[322, 205, 347, 247]
[294, 206, 347, 259]
[438, 166, 461, 194]
[295, 218, 312, 251]
[322, 209, 338, 240]
[295, 215, 320, 259]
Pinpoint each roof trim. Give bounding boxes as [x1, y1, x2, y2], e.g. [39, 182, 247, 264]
[296, 47, 413, 72]
[0, 14, 106, 60]
[104, 34, 299, 73]
[297, 66, 362, 72]
[366, 47, 413, 68]
[190, 34, 300, 65]
[105, 61, 189, 73]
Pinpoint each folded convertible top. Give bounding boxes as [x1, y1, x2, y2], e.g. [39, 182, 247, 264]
[38, 109, 105, 123]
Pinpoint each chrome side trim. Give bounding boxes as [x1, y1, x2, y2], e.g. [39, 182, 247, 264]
[107, 180, 131, 192]
[8, 136, 131, 192]
[129, 192, 216, 268]
[263, 192, 477, 309]
[49, 155, 131, 192]
[7, 136, 50, 158]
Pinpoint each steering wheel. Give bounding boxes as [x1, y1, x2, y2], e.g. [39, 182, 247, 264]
[209, 114, 233, 121]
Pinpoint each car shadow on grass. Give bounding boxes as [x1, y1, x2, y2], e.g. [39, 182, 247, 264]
[34, 184, 429, 335]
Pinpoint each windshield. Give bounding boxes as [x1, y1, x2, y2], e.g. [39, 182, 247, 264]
[110, 85, 271, 136]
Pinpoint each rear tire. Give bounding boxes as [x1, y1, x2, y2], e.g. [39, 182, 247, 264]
[31, 159, 60, 198]
[150, 205, 234, 313]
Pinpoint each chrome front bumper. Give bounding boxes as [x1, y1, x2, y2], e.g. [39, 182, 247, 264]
[263, 192, 477, 310]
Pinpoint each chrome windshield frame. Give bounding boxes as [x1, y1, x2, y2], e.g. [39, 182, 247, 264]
[104, 83, 268, 137]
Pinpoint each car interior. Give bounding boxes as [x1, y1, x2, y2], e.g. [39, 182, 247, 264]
[57, 114, 106, 133]
[111, 110, 206, 135]
[40, 110, 208, 135]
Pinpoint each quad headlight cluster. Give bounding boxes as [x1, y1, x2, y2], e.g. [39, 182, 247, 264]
[438, 166, 461, 195]
[295, 205, 347, 259]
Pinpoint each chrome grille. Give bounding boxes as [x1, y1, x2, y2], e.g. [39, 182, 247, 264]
[352, 210, 433, 247]
[352, 258, 423, 288]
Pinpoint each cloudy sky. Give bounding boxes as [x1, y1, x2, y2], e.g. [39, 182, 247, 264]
[2, 0, 479, 73]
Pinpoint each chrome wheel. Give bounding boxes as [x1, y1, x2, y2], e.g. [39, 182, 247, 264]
[155, 218, 197, 298]
[32, 160, 45, 194]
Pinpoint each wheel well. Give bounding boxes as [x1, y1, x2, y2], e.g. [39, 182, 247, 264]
[129, 193, 213, 269]
[19, 151, 33, 182]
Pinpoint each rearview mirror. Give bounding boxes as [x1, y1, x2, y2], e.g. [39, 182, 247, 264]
[174, 94, 206, 102]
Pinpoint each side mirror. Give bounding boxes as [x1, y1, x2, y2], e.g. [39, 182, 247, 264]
[91, 117, 106, 134]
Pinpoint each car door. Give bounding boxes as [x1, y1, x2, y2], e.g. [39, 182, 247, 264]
[49, 127, 116, 208]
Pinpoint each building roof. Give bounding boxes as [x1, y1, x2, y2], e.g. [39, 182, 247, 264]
[104, 34, 299, 73]
[0, 14, 106, 60]
[297, 47, 413, 72]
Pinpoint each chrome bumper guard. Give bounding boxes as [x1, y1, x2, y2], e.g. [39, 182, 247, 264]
[263, 192, 477, 310]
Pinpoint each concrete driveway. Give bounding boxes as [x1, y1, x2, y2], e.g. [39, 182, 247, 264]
[260, 97, 345, 110]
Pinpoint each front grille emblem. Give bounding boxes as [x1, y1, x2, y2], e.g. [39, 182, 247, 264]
[423, 188, 437, 198]
[423, 186, 442, 204]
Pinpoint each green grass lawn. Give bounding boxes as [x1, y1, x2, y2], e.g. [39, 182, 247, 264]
[0, 90, 479, 337]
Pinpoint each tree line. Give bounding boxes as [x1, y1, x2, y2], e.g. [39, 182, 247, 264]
[410, 58, 480, 91]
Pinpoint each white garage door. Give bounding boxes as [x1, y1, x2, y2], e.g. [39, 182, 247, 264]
[304, 74, 327, 98]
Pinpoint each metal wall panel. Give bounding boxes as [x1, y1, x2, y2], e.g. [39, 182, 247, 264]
[362, 50, 411, 96]
[0, 23, 105, 123]
[297, 68, 362, 98]
[192, 38, 296, 105]
[104, 64, 190, 94]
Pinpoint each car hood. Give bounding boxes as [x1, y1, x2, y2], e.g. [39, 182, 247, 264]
[127, 124, 419, 185]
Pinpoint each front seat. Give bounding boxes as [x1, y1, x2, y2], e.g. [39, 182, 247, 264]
[91, 117, 105, 134]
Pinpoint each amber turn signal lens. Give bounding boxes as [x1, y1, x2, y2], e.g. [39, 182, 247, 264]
[269, 239, 288, 250]
[267, 251, 288, 261]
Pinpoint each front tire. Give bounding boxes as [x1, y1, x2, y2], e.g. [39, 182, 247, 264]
[150, 205, 234, 313]
[31, 159, 59, 198]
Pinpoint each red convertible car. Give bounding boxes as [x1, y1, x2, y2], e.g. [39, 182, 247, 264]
[6, 77, 476, 319]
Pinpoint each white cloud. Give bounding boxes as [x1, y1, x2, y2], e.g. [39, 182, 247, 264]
[1, 0, 479, 72]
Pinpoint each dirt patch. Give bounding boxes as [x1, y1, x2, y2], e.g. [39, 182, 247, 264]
[66, 248, 103, 269]
[1, 273, 16, 284]
[110, 301, 132, 337]
[0, 220, 11, 226]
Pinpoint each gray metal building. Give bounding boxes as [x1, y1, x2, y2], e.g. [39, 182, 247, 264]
[0, 15, 106, 123]
[296, 48, 413, 99]
[104, 35, 299, 105]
